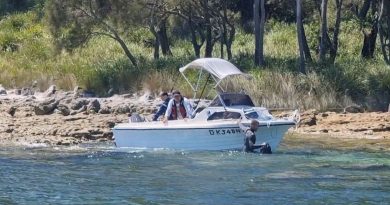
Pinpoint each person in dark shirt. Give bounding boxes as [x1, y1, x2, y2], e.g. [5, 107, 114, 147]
[238, 119, 272, 154]
[152, 92, 171, 121]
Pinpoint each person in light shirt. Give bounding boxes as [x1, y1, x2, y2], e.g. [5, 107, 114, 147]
[163, 90, 193, 122]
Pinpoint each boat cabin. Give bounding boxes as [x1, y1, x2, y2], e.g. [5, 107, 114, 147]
[209, 93, 255, 107]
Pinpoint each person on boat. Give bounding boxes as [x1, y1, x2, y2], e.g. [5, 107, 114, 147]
[163, 90, 193, 122]
[152, 91, 171, 121]
[238, 119, 272, 154]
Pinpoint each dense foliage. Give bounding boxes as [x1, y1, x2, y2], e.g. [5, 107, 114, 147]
[0, 0, 389, 111]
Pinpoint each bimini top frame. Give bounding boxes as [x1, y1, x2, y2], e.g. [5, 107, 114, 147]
[179, 58, 250, 98]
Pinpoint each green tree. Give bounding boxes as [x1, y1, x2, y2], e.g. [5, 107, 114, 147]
[46, 0, 146, 67]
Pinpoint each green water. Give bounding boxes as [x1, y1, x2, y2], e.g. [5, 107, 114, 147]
[0, 139, 389, 205]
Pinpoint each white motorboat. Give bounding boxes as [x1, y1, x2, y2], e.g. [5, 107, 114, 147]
[113, 58, 299, 151]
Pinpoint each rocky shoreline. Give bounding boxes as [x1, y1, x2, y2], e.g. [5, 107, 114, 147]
[0, 85, 389, 148]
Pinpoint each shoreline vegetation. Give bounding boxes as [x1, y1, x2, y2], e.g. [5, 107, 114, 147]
[0, 5, 389, 112]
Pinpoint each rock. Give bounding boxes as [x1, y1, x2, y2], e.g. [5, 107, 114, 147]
[57, 104, 70, 116]
[114, 105, 131, 114]
[87, 99, 100, 113]
[0, 84, 6, 95]
[320, 129, 329, 133]
[57, 141, 71, 146]
[15, 89, 21, 95]
[77, 105, 87, 114]
[7, 106, 16, 117]
[64, 116, 87, 121]
[344, 105, 364, 113]
[122, 94, 132, 98]
[68, 131, 91, 139]
[70, 99, 90, 110]
[300, 110, 317, 126]
[44, 85, 56, 97]
[364, 130, 374, 135]
[103, 131, 113, 139]
[5, 128, 14, 133]
[73, 86, 83, 98]
[106, 121, 116, 128]
[21, 87, 34, 96]
[99, 107, 111, 114]
[34, 99, 59, 115]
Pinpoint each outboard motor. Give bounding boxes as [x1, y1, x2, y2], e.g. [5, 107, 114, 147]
[259, 142, 272, 154]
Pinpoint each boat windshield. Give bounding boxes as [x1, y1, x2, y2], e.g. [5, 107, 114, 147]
[209, 93, 255, 107]
[207, 111, 242, 120]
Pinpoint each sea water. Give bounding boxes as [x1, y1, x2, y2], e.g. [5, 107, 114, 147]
[0, 139, 389, 205]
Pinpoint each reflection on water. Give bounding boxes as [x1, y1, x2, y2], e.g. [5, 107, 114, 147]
[0, 136, 389, 204]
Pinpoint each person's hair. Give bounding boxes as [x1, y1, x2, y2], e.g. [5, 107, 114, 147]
[172, 90, 181, 95]
[251, 120, 259, 126]
[159, 92, 168, 96]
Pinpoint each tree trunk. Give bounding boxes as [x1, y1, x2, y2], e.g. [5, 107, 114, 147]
[297, 0, 306, 74]
[330, 0, 343, 63]
[254, 0, 265, 66]
[220, 37, 224, 59]
[157, 20, 172, 56]
[259, 0, 265, 65]
[379, 0, 390, 64]
[189, 17, 203, 58]
[226, 27, 235, 60]
[319, 0, 328, 62]
[301, 23, 312, 63]
[204, 0, 213, 57]
[362, 21, 379, 58]
[239, 0, 254, 32]
[113, 33, 137, 67]
[359, 0, 372, 19]
[150, 25, 160, 60]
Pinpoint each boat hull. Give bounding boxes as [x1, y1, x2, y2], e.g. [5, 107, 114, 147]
[113, 121, 294, 151]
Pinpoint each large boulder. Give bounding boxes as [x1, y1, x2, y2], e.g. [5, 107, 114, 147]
[0, 84, 6, 95]
[87, 99, 100, 113]
[57, 104, 70, 116]
[99, 106, 112, 114]
[70, 99, 90, 110]
[34, 99, 59, 115]
[114, 105, 131, 114]
[344, 105, 364, 113]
